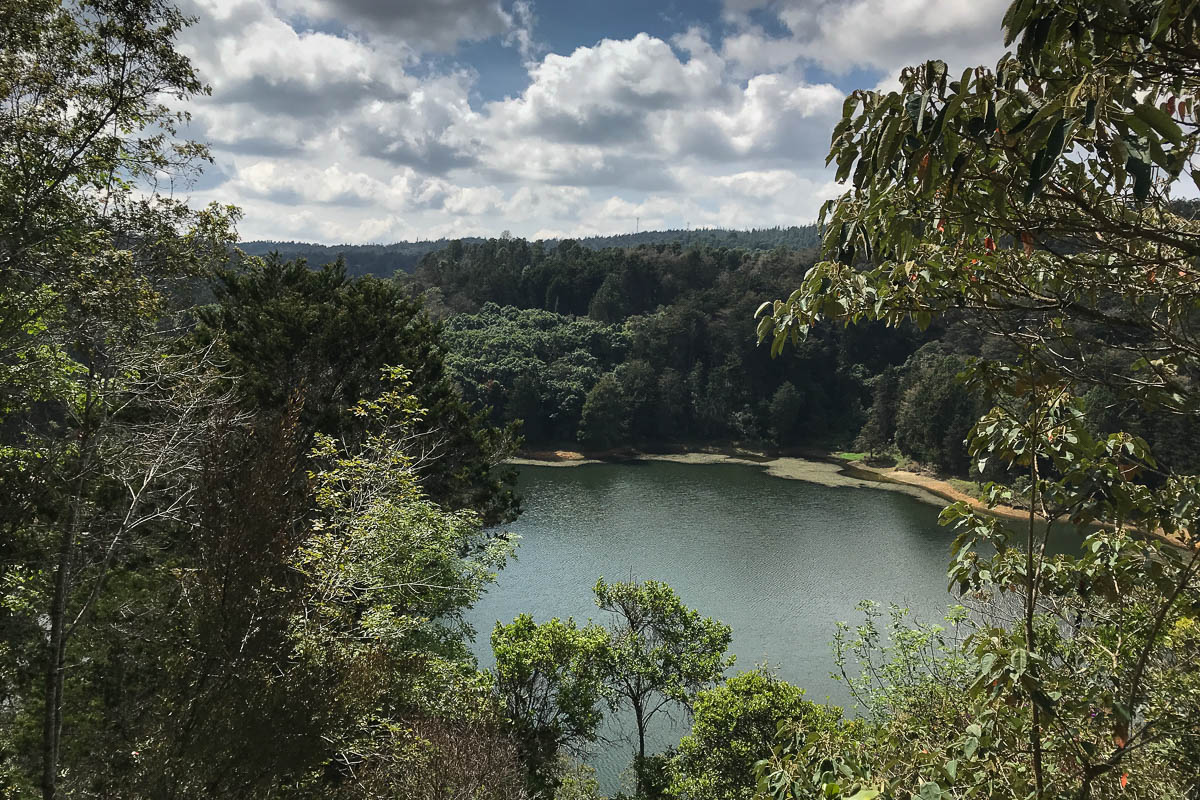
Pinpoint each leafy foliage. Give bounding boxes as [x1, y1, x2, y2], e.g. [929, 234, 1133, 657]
[668, 669, 840, 800]
[284, 369, 515, 793]
[579, 375, 631, 449]
[294, 368, 511, 672]
[492, 615, 611, 792]
[0, 2, 240, 795]
[436, 256, 913, 451]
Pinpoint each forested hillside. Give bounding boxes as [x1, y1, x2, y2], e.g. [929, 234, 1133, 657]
[238, 238, 484, 277]
[408, 238, 929, 453]
[402, 235, 1200, 477]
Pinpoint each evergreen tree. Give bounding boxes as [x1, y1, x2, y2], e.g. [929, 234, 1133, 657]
[195, 255, 520, 523]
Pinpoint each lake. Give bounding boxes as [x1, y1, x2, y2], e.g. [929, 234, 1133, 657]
[465, 459, 1058, 794]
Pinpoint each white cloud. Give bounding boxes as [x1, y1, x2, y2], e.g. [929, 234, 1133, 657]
[720, 28, 806, 75]
[721, 0, 1010, 79]
[232, 161, 385, 206]
[171, 0, 1014, 244]
[503, 0, 542, 64]
[481, 33, 730, 147]
[475, 33, 841, 184]
[342, 71, 481, 172]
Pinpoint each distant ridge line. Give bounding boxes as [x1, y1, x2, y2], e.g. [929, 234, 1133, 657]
[237, 225, 820, 278]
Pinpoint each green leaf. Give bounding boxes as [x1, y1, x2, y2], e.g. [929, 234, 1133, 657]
[1152, 0, 1180, 38]
[905, 93, 924, 128]
[845, 790, 881, 800]
[1127, 151, 1153, 202]
[1045, 117, 1071, 162]
[1002, 0, 1036, 45]
[1134, 102, 1183, 146]
[925, 60, 947, 87]
[842, 93, 860, 120]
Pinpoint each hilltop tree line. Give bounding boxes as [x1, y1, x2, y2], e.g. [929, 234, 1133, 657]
[237, 238, 486, 278]
[237, 226, 818, 281]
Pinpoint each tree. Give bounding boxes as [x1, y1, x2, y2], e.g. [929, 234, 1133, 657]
[767, 382, 805, 447]
[656, 368, 691, 440]
[506, 374, 547, 441]
[853, 366, 900, 458]
[195, 256, 520, 523]
[755, 606, 971, 800]
[588, 272, 628, 322]
[578, 374, 630, 450]
[668, 669, 839, 800]
[439, 303, 630, 445]
[616, 359, 660, 441]
[756, 0, 1200, 797]
[491, 615, 610, 793]
[892, 349, 982, 474]
[593, 578, 734, 797]
[348, 715, 528, 800]
[1, 343, 235, 798]
[129, 399, 320, 798]
[759, 4, 1200, 408]
[287, 368, 515, 792]
[553, 759, 605, 800]
[0, 2, 238, 796]
[90, 373, 521, 799]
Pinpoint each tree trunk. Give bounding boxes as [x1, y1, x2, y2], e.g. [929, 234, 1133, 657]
[41, 522, 73, 800]
[42, 412, 93, 800]
[1026, 452, 1044, 799]
[634, 701, 646, 798]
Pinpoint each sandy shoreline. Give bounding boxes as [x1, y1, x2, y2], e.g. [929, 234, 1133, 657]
[512, 449, 1194, 548]
[510, 449, 994, 515]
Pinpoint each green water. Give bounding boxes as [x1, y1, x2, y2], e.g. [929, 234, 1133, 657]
[466, 460, 1073, 794]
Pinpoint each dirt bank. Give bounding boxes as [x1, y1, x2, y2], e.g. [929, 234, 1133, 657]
[511, 448, 951, 507]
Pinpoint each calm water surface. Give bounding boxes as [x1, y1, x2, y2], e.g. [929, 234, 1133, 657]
[466, 461, 1068, 794]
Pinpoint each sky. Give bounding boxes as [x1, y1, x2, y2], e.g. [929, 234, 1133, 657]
[175, 0, 1013, 244]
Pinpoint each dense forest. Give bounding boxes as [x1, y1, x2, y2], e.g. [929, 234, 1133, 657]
[2, 1, 1199, 800]
[413, 239, 929, 453]
[238, 226, 820, 280]
[395, 234, 1200, 478]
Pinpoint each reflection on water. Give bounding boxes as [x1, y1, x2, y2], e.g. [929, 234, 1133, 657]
[467, 461, 1081, 795]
